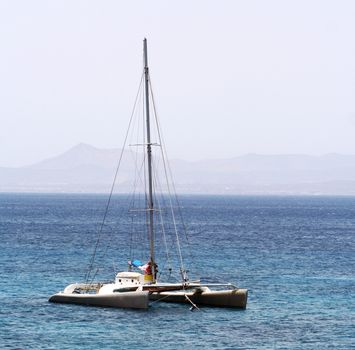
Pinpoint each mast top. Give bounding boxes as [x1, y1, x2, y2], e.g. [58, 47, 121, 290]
[143, 38, 148, 68]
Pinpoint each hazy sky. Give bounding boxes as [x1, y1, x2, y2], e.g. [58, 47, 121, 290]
[1, 0, 355, 166]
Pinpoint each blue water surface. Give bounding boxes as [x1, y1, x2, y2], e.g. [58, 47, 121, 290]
[0, 194, 354, 349]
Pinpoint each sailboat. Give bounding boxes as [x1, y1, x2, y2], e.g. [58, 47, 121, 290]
[49, 39, 248, 310]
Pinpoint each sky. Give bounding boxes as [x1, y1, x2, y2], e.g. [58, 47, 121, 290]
[0, 0, 355, 167]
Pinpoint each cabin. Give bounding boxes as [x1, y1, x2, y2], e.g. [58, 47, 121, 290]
[115, 271, 145, 285]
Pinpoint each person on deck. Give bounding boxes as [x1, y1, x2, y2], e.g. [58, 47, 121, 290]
[128, 260, 157, 280]
[138, 261, 152, 275]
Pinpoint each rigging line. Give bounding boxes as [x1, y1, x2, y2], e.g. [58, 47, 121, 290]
[85, 72, 144, 283]
[147, 78, 187, 282]
[128, 154, 147, 261]
[127, 87, 148, 263]
[127, 148, 147, 210]
[129, 213, 134, 267]
[131, 78, 145, 193]
[148, 78, 198, 275]
[128, 153, 149, 262]
[184, 295, 203, 312]
[89, 187, 148, 282]
[127, 76, 145, 202]
[151, 161, 173, 271]
[93, 87, 148, 277]
[154, 191, 180, 281]
[148, 78, 184, 257]
[149, 293, 174, 304]
[93, 193, 134, 280]
[148, 178, 175, 286]
[149, 116, 184, 276]
[127, 155, 146, 209]
[151, 169, 172, 278]
[127, 125, 143, 206]
[131, 86, 143, 201]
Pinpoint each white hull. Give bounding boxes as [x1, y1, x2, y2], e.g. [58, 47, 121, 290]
[49, 290, 149, 309]
[49, 280, 149, 309]
[49, 277, 247, 310]
[150, 288, 248, 308]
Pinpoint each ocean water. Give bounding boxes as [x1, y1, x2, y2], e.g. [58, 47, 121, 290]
[0, 193, 354, 349]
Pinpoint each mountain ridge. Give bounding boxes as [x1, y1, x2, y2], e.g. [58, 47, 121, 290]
[2, 143, 355, 194]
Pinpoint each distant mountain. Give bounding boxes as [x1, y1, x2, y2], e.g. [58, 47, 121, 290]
[1, 144, 355, 194]
[29, 143, 129, 171]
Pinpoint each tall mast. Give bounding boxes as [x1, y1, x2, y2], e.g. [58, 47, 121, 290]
[143, 38, 156, 282]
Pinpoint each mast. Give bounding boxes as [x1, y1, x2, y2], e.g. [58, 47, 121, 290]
[143, 38, 156, 283]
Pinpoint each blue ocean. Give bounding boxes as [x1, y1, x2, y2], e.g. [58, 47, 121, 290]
[0, 194, 354, 349]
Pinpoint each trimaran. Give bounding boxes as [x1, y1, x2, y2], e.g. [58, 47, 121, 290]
[49, 39, 248, 310]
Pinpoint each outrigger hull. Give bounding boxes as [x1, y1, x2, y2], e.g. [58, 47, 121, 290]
[49, 291, 149, 309]
[149, 288, 248, 309]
